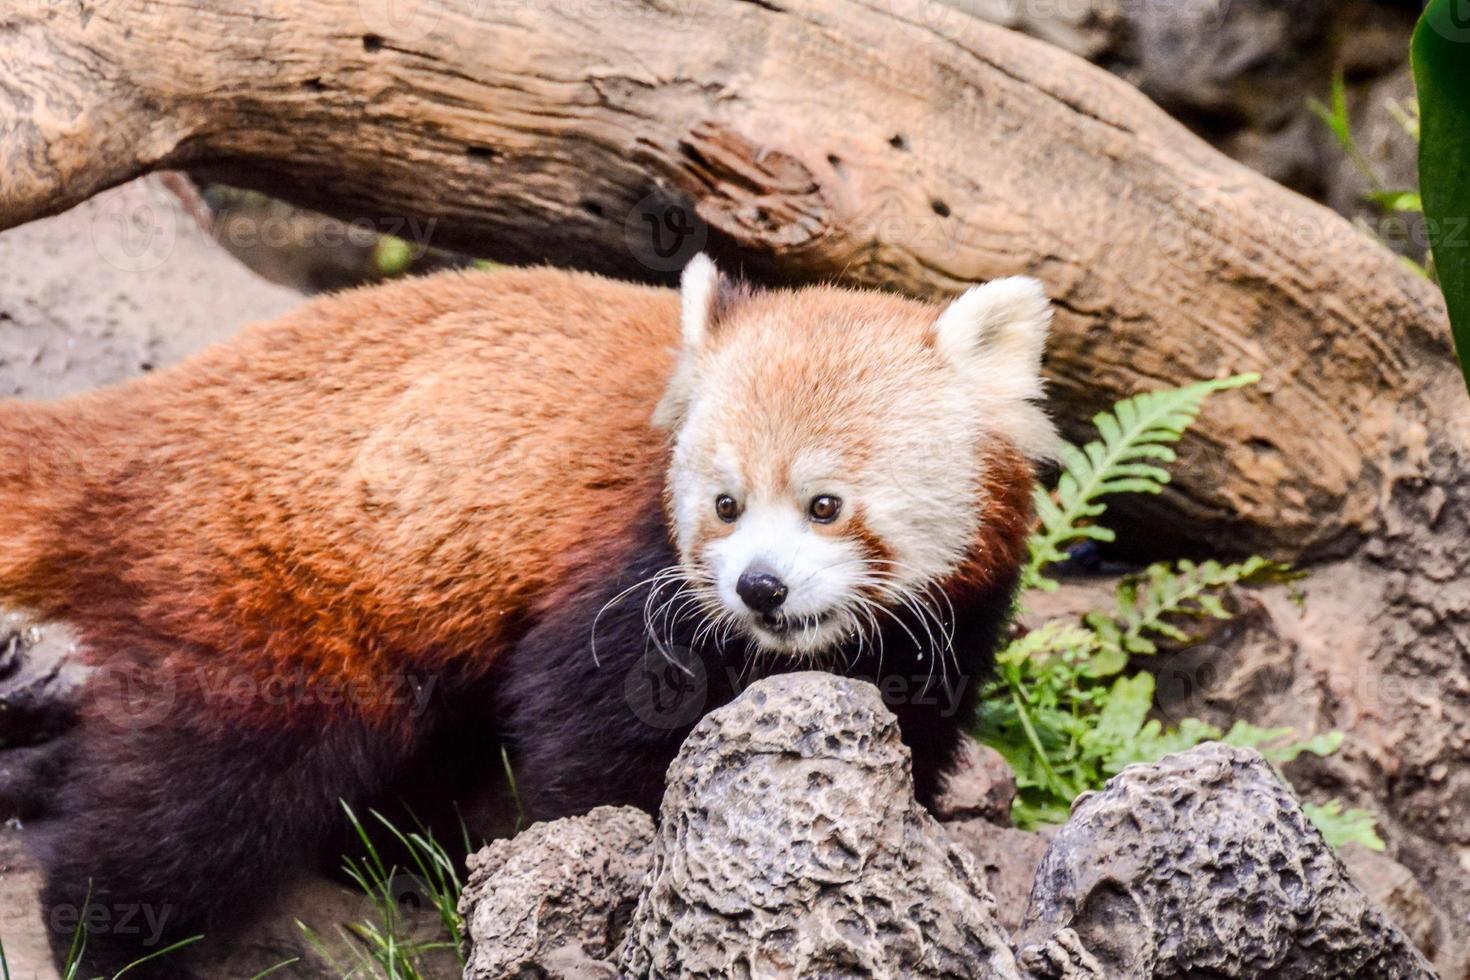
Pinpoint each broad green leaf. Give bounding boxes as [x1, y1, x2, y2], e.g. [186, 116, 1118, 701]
[1271, 730, 1345, 764]
[1413, 0, 1470, 392]
[1221, 721, 1297, 750]
[1012, 794, 1075, 830]
[1366, 189, 1423, 212]
[1221, 723, 1345, 764]
[1079, 644, 1128, 679]
[1105, 717, 1223, 773]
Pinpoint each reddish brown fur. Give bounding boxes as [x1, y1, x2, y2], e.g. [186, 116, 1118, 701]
[696, 287, 947, 481]
[964, 439, 1036, 590]
[0, 267, 1040, 731]
[0, 268, 680, 728]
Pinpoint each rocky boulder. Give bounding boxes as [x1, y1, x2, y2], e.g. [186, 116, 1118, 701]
[459, 806, 654, 980]
[456, 675, 1437, 980]
[619, 672, 1022, 979]
[1017, 742, 1437, 978]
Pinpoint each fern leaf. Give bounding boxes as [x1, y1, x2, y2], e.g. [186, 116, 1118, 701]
[1303, 800, 1386, 851]
[1100, 554, 1297, 657]
[1023, 373, 1258, 590]
[994, 620, 1099, 669]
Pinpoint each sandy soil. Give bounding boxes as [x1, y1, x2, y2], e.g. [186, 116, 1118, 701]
[0, 176, 300, 401]
[0, 826, 54, 980]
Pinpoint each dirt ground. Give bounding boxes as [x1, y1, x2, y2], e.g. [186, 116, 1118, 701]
[0, 176, 299, 400]
[0, 825, 54, 980]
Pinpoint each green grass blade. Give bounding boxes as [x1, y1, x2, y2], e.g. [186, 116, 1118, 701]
[245, 958, 301, 980]
[501, 746, 526, 833]
[109, 936, 204, 979]
[62, 881, 94, 980]
[455, 802, 474, 858]
[342, 802, 391, 885]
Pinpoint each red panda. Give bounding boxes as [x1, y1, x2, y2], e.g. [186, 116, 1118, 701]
[1, 256, 1054, 977]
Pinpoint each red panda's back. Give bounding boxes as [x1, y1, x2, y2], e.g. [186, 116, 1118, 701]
[0, 267, 680, 719]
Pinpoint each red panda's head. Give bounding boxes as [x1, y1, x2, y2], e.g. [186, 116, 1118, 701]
[655, 255, 1057, 657]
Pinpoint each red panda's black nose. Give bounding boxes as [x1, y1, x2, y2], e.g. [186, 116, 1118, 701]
[737, 569, 788, 614]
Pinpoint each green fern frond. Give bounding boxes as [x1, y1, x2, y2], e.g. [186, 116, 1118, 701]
[1302, 800, 1386, 851]
[994, 621, 1098, 670]
[1024, 373, 1259, 592]
[1094, 556, 1300, 656]
[979, 374, 1376, 848]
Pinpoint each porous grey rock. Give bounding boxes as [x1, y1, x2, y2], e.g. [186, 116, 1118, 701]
[619, 672, 1021, 979]
[1015, 928, 1104, 980]
[1016, 742, 1437, 979]
[459, 806, 653, 980]
[952, 0, 1420, 209]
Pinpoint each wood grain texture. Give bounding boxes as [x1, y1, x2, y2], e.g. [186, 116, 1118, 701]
[0, 0, 1458, 557]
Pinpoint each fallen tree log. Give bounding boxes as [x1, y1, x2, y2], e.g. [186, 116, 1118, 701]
[0, 0, 1457, 559]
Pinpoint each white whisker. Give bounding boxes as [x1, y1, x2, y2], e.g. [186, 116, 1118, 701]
[590, 565, 685, 666]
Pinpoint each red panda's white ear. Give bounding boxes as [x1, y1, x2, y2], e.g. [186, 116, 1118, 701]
[655, 254, 722, 429]
[679, 253, 721, 352]
[933, 276, 1059, 461]
[933, 276, 1051, 377]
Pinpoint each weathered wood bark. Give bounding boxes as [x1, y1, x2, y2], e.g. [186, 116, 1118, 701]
[0, 0, 1458, 560]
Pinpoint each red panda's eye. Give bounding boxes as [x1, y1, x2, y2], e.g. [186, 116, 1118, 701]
[809, 495, 841, 523]
[715, 495, 740, 523]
